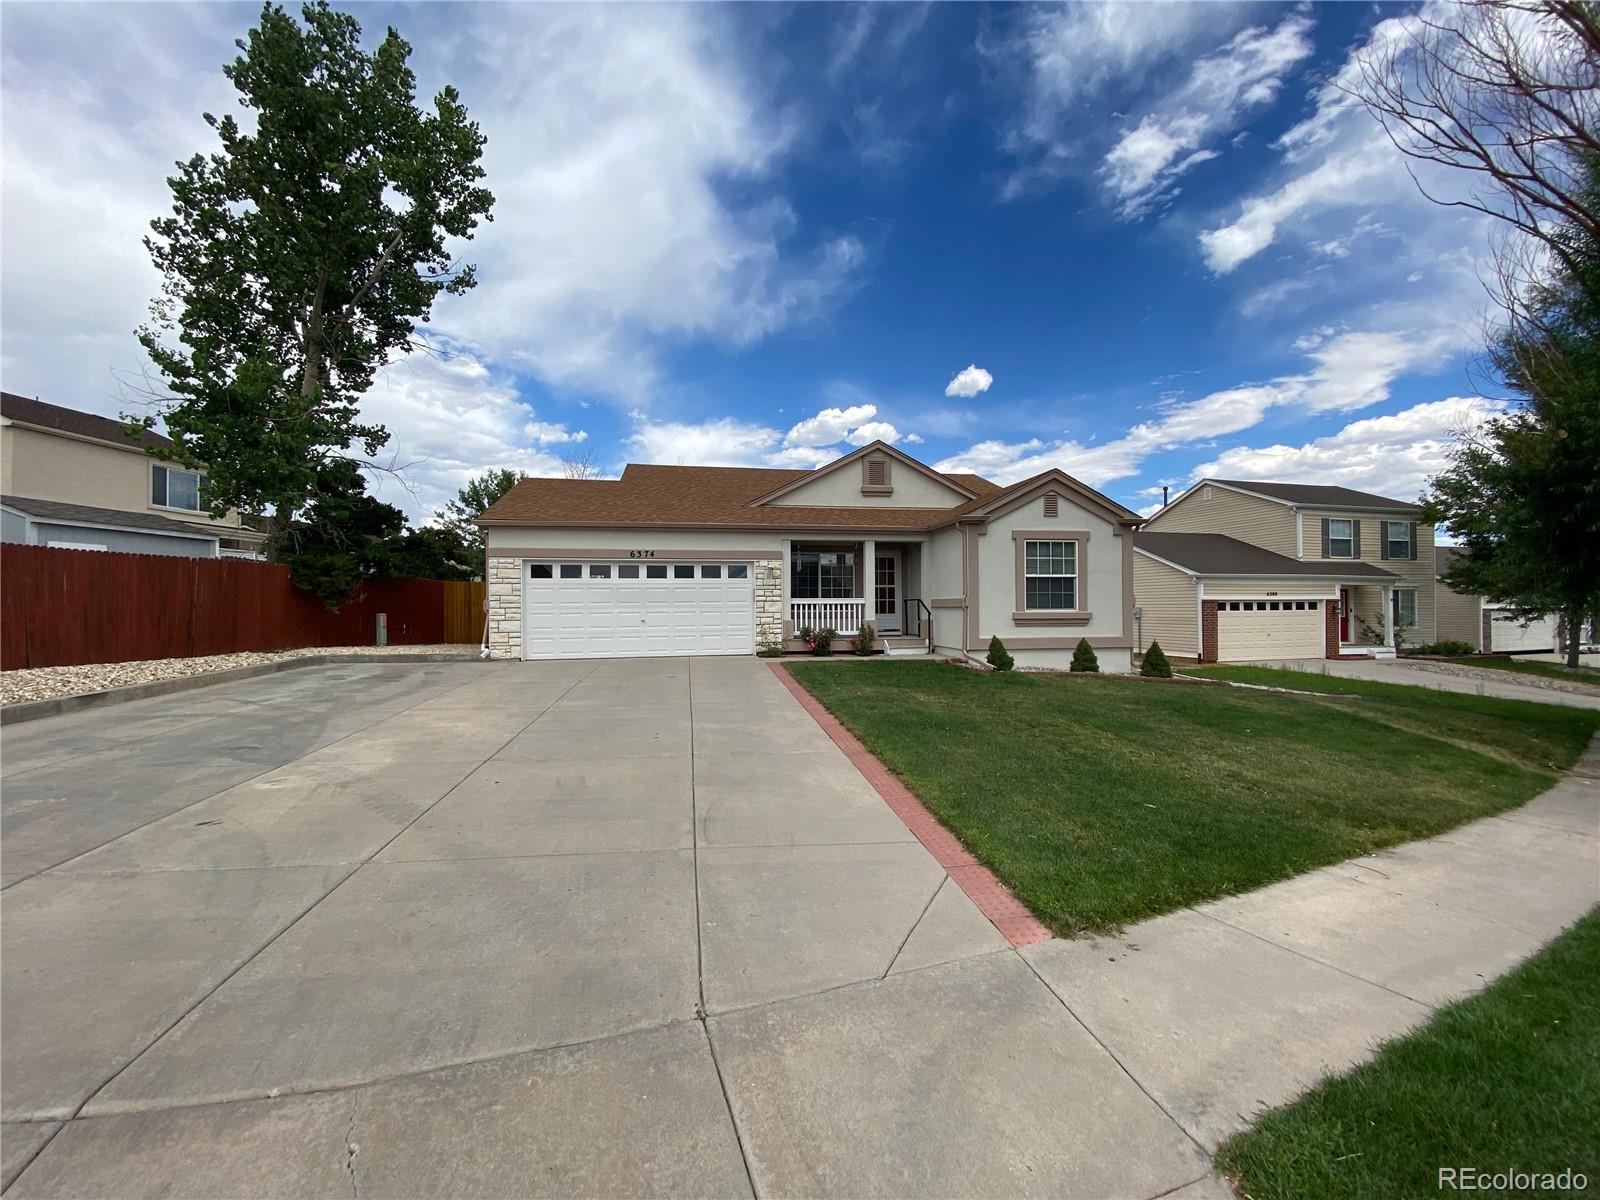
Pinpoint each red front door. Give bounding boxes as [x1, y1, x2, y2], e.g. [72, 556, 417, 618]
[1339, 588, 1352, 642]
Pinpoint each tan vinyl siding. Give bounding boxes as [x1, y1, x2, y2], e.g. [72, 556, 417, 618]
[1435, 579, 1484, 649]
[1132, 554, 1198, 657]
[1142, 485, 1297, 555]
[1202, 580, 1335, 600]
[1307, 514, 1437, 644]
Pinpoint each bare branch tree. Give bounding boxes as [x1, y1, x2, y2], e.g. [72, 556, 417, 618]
[559, 444, 602, 479]
[1350, 0, 1600, 280]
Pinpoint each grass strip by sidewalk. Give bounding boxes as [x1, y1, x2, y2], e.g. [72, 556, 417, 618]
[784, 661, 1598, 936]
[1216, 907, 1600, 1200]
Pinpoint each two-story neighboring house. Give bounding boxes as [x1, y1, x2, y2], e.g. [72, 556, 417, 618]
[1131, 479, 1436, 663]
[0, 392, 267, 558]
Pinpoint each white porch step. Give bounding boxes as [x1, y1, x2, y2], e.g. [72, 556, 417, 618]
[885, 644, 930, 656]
[1368, 646, 1398, 659]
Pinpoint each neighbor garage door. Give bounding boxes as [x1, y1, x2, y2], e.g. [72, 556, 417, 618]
[1487, 608, 1558, 653]
[522, 560, 755, 660]
[1216, 599, 1324, 661]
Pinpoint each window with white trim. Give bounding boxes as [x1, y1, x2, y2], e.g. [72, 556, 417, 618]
[151, 464, 209, 512]
[1023, 540, 1077, 610]
[790, 550, 855, 598]
[1327, 518, 1355, 558]
[1396, 587, 1418, 628]
[1385, 520, 1411, 559]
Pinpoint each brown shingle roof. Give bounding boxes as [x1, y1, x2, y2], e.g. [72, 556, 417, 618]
[1, 392, 173, 454]
[1135, 531, 1398, 578]
[1212, 479, 1417, 511]
[480, 462, 996, 530]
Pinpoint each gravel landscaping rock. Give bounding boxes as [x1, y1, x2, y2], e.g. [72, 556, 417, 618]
[1, 646, 476, 706]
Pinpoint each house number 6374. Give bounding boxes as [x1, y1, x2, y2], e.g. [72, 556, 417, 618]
[628, 550, 656, 558]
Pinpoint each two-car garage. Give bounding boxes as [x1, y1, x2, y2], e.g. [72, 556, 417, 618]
[1214, 599, 1326, 661]
[521, 559, 756, 660]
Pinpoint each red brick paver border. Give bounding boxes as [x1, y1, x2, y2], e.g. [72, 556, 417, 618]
[768, 662, 1053, 948]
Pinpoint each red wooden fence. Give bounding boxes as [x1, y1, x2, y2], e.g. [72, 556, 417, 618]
[1, 544, 475, 670]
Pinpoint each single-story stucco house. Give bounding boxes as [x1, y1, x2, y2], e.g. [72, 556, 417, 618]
[476, 441, 1143, 671]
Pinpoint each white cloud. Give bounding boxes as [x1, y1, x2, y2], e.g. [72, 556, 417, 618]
[1192, 396, 1506, 502]
[1101, 14, 1315, 219]
[944, 365, 994, 398]
[935, 329, 1440, 487]
[360, 346, 578, 520]
[784, 404, 878, 448]
[845, 420, 900, 446]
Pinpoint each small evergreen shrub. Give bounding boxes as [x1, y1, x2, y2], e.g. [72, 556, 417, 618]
[853, 622, 877, 656]
[986, 635, 1014, 672]
[1070, 638, 1100, 673]
[1140, 641, 1173, 677]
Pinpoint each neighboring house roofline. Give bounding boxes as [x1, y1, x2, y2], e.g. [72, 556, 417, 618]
[1, 497, 222, 542]
[1133, 531, 1399, 579]
[746, 440, 979, 506]
[1162, 477, 1420, 514]
[0, 392, 178, 457]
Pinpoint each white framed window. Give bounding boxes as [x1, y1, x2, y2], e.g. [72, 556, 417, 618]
[727, 564, 749, 580]
[618, 563, 640, 579]
[1385, 520, 1412, 559]
[1396, 588, 1418, 628]
[559, 564, 582, 579]
[529, 563, 553, 579]
[151, 464, 209, 512]
[646, 564, 668, 579]
[790, 549, 856, 598]
[1023, 539, 1077, 610]
[1327, 518, 1355, 558]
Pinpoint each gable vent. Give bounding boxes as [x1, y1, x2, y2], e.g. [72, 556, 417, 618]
[866, 458, 887, 486]
[1043, 492, 1059, 518]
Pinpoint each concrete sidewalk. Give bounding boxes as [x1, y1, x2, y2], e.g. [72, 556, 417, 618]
[1023, 737, 1600, 1151]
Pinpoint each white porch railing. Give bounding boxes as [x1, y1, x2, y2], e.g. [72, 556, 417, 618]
[790, 599, 868, 635]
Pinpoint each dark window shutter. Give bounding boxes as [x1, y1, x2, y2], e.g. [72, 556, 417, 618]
[1351, 521, 1362, 558]
[1320, 518, 1330, 557]
[1408, 521, 1418, 560]
[1380, 524, 1390, 560]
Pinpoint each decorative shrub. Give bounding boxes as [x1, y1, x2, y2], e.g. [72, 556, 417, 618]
[1410, 640, 1477, 656]
[1070, 638, 1100, 673]
[853, 622, 877, 656]
[801, 626, 836, 656]
[756, 640, 787, 658]
[986, 635, 1014, 672]
[1140, 641, 1173, 677]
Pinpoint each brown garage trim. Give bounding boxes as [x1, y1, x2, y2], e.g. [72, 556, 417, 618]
[1011, 611, 1094, 625]
[492, 547, 780, 561]
[930, 598, 964, 608]
[998, 636, 1134, 650]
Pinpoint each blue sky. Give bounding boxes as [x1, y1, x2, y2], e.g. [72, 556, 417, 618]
[1, 2, 1506, 521]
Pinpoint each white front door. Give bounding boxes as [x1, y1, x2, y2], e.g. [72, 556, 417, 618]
[522, 560, 755, 660]
[874, 551, 901, 633]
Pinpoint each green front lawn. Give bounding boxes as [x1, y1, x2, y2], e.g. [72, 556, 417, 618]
[784, 661, 1598, 936]
[1437, 655, 1600, 686]
[1217, 907, 1600, 1199]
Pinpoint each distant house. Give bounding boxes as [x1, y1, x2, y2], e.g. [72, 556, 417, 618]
[1434, 547, 1560, 653]
[0, 392, 267, 559]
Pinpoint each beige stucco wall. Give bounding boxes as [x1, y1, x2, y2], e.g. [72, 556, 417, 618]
[1141, 485, 1297, 555]
[0, 423, 247, 533]
[766, 460, 969, 508]
[1132, 554, 1198, 657]
[973, 491, 1132, 669]
[1434, 579, 1484, 649]
[1303, 513, 1436, 644]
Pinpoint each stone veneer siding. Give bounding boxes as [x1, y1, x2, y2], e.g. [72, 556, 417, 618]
[486, 556, 523, 659]
[484, 554, 784, 660]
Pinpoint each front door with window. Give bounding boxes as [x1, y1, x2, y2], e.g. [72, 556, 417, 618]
[1339, 587, 1352, 642]
[875, 552, 901, 633]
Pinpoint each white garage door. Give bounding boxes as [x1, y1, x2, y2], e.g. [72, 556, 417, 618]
[1217, 600, 1324, 662]
[1487, 609, 1557, 653]
[522, 560, 755, 660]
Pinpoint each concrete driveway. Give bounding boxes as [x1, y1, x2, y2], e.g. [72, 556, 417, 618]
[1, 658, 1218, 1199]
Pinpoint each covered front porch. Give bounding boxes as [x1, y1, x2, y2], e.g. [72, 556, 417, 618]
[782, 538, 929, 648]
[1336, 580, 1404, 653]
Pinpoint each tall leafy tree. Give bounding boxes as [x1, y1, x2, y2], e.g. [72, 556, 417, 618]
[442, 467, 524, 577]
[132, 1, 494, 549]
[1427, 154, 1600, 667]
